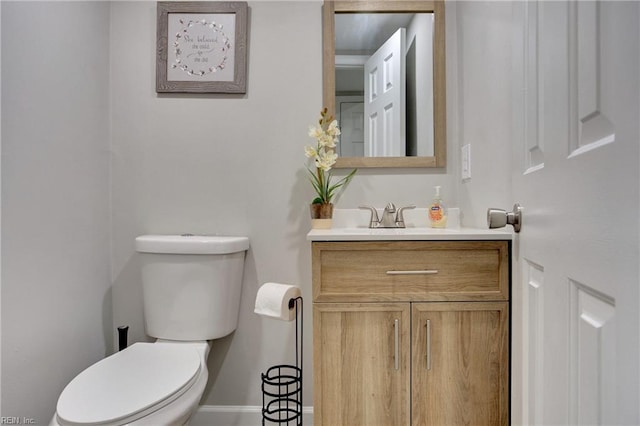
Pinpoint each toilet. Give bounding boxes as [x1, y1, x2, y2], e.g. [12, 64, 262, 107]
[50, 234, 250, 426]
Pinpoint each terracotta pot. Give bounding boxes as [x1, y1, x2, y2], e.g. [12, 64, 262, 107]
[310, 203, 333, 229]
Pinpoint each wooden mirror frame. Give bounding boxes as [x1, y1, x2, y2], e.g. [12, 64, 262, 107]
[323, 0, 446, 168]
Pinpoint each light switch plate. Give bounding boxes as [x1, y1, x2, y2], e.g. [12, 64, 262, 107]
[461, 144, 471, 180]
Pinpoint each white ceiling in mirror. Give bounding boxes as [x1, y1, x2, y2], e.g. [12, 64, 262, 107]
[335, 14, 416, 92]
[335, 14, 415, 53]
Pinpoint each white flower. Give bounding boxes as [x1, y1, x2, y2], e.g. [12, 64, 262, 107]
[304, 145, 317, 158]
[327, 120, 341, 137]
[315, 150, 338, 171]
[308, 124, 323, 139]
[318, 133, 336, 148]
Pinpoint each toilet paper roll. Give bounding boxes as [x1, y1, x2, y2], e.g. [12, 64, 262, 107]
[254, 282, 301, 321]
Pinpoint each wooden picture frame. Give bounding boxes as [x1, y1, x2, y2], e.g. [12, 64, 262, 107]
[156, 1, 248, 93]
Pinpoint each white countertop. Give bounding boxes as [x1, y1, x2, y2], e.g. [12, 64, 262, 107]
[306, 208, 513, 241]
[307, 227, 512, 241]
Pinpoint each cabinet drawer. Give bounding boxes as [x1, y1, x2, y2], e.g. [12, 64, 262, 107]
[312, 241, 509, 302]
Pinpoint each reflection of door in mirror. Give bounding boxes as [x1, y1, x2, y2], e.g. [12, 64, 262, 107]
[336, 98, 364, 157]
[364, 27, 406, 157]
[334, 13, 434, 158]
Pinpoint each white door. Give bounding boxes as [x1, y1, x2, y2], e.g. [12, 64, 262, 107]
[511, 1, 639, 425]
[364, 27, 406, 157]
[337, 99, 364, 157]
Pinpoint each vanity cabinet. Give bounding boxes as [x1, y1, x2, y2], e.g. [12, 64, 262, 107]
[312, 240, 510, 426]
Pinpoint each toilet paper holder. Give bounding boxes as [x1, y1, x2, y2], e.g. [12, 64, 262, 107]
[260, 296, 303, 425]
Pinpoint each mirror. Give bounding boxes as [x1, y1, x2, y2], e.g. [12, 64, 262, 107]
[323, 1, 446, 168]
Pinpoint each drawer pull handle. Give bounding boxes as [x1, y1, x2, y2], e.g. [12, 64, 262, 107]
[386, 270, 439, 275]
[394, 319, 399, 371]
[426, 319, 432, 370]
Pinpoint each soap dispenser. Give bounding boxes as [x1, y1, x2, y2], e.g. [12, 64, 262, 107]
[429, 186, 448, 228]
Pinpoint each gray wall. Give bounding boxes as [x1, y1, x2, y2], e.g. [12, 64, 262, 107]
[0, 0, 514, 419]
[452, 1, 514, 228]
[1, 1, 111, 423]
[1, 3, 3, 413]
[109, 0, 458, 408]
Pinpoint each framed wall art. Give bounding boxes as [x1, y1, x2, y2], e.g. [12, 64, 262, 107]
[156, 1, 248, 93]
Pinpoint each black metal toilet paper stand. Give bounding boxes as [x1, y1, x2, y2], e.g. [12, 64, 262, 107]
[260, 296, 303, 425]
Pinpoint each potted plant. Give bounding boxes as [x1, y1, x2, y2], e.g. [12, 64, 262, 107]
[305, 108, 357, 229]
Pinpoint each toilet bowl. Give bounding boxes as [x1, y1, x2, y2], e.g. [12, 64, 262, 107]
[51, 341, 210, 426]
[50, 235, 249, 426]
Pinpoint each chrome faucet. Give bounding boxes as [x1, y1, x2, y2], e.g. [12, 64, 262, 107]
[359, 203, 416, 228]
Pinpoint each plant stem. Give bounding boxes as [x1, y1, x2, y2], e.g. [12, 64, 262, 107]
[316, 168, 324, 202]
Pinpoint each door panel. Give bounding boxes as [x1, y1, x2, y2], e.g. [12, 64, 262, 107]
[568, 280, 616, 424]
[364, 27, 406, 157]
[511, 1, 639, 424]
[336, 100, 364, 157]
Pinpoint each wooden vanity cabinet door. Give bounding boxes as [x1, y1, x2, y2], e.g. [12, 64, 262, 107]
[411, 302, 509, 426]
[313, 303, 411, 426]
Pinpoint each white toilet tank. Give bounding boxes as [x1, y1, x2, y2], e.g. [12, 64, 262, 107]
[135, 235, 249, 341]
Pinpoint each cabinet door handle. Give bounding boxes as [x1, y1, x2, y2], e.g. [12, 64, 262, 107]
[386, 270, 439, 275]
[394, 319, 399, 371]
[426, 319, 432, 370]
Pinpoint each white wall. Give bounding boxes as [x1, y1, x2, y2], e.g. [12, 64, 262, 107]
[0, 0, 472, 419]
[453, 1, 514, 228]
[1, 2, 111, 422]
[0, 1, 3, 414]
[110, 0, 459, 409]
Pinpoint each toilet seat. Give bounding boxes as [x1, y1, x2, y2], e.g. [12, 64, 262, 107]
[56, 343, 201, 426]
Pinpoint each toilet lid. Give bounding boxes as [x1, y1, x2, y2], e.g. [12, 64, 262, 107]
[57, 343, 201, 425]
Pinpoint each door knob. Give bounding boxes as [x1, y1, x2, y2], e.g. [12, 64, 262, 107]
[487, 203, 522, 233]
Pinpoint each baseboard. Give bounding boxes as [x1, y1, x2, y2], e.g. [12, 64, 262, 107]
[189, 405, 314, 426]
